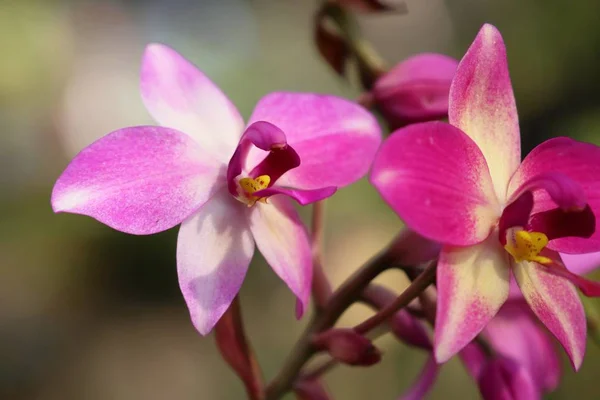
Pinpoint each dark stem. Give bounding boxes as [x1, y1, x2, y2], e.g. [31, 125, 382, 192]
[353, 262, 437, 335]
[264, 248, 396, 399]
[302, 358, 339, 381]
[322, 2, 387, 88]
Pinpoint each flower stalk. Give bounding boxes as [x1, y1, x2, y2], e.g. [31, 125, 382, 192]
[215, 296, 264, 400]
[353, 261, 437, 335]
[265, 239, 437, 399]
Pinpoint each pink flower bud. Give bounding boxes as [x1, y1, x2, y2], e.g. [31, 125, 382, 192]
[478, 357, 539, 400]
[372, 53, 459, 127]
[313, 328, 381, 366]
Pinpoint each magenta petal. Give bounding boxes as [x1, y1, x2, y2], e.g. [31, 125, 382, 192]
[140, 44, 244, 163]
[562, 252, 600, 275]
[399, 356, 439, 400]
[498, 191, 534, 245]
[528, 205, 595, 243]
[248, 146, 301, 183]
[539, 255, 600, 298]
[253, 186, 336, 206]
[459, 343, 488, 381]
[435, 233, 510, 362]
[246, 93, 381, 189]
[508, 171, 587, 211]
[513, 260, 587, 370]
[177, 191, 254, 335]
[51, 126, 223, 234]
[226, 121, 299, 196]
[449, 24, 520, 201]
[485, 301, 561, 392]
[248, 196, 312, 317]
[508, 137, 600, 253]
[371, 121, 499, 246]
[478, 357, 540, 400]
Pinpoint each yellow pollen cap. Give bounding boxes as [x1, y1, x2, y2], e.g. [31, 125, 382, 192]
[504, 230, 552, 264]
[239, 175, 271, 206]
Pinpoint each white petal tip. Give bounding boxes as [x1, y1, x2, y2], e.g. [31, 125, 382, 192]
[144, 42, 169, 55]
[189, 313, 219, 336]
[569, 350, 584, 372]
[434, 346, 453, 364]
[51, 188, 91, 213]
[479, 23, 501, 42]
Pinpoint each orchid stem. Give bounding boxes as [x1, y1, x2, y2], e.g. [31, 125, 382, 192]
[311, 200, 332, 311]
[265, 246, 397, 399]
[322, 2, 387, 88]
[302, 358, 339, 381]
[353, 262, 437, 335]
[215, 296, 264, 400]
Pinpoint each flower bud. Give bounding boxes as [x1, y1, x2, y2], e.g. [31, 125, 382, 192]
[313, 328, 381, 366]
[372, 53, 458, 128]
[478, 357, 539, 400]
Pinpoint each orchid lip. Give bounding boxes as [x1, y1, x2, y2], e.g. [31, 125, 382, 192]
[226, 121, 300, 197]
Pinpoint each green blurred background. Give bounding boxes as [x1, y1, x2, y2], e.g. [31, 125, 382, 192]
[2, 0, 600, 398]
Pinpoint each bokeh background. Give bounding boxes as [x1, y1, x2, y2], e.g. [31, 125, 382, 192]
[2, 0, 600, 398]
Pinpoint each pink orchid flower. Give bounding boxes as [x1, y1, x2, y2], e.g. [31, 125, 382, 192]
[401, 301, 560, 400]
[477, 356, 539, 400]
[51, 44, 381, 334]
[482, 301, 561, 395]
[371, 24, 600, 368]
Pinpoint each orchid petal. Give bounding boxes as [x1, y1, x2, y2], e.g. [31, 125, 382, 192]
[562, 252, 600, 275]
[253, 186, 337, 206]
[371, 121, 499, 246]
[508, 171, 587, 211]
[508, 137, 600, 253]
[177, 190, 254, 335]
[498, 191, 533, 245]
[449, 24, 520, 201]
[246, 93, 381, 189]
[528, 205, 595, 242]
[226, 121, 299, 196]
[248, 196, 312, 317]
[513, 260, 586, 370]
[478, 357, 540, 400]
[485, 301, 561, 392]
[459, 343, 488, 380]
[399, 356, 439, 400]
[537, 253, 600, 297]
[51, 126, 223, 234]
[140, 44, 244, 163]
[435, 232, 510, 362]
